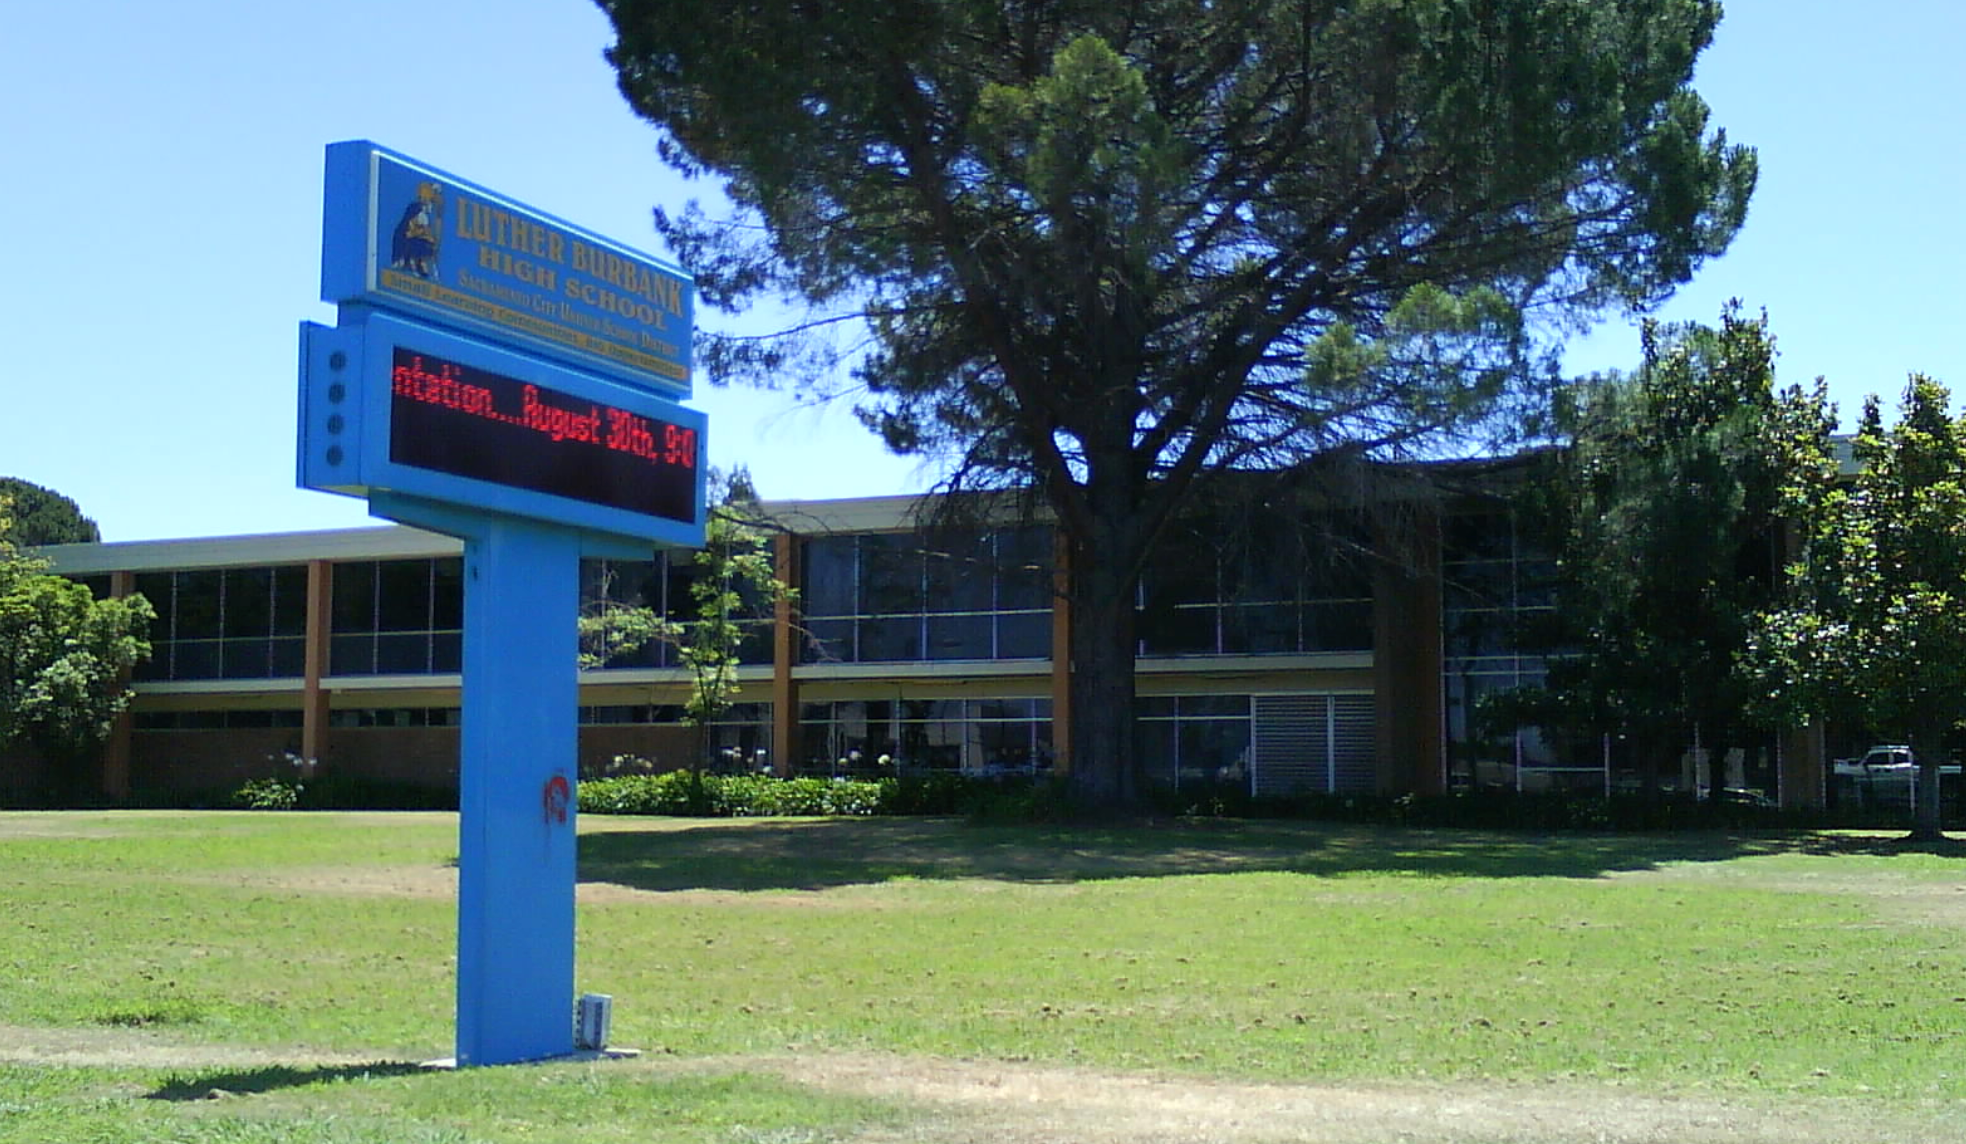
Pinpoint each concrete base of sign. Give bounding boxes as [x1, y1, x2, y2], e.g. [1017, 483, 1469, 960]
[420, 1047, 643, 1070]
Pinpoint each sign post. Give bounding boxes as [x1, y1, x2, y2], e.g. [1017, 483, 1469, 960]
[300, 141, 701, 1065]
[456, 517, 580, 1065]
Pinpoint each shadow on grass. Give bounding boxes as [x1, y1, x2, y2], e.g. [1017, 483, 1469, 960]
[1786, 832, 1966, 859]
[147, 1061, 425, 1102]
[576, 817, 1884, 894]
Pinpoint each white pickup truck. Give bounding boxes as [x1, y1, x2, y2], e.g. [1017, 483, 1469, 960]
[1832, 745, 1960, 777]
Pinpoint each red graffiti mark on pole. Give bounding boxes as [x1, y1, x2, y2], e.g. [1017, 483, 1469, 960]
[542, 774, 571, 825]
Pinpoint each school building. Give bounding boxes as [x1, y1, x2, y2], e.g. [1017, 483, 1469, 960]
[16, 481, 1830, 809]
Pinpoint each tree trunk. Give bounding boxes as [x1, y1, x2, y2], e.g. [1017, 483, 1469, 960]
[1908, 720, 1946, 842]
[1065, 507, 1146, 815]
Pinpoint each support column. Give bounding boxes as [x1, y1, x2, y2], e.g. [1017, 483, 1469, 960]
[101, 571, 136, 803]
[771, 532, 800, 777]
[1049, 527, 1072, 777]
[1778, 720, 1827, 812]
[1770, 520, 1826, 812]
[1373, 503, 1445, 795]
[456, 518, 581, 1066]
[300, 560, 333, 769]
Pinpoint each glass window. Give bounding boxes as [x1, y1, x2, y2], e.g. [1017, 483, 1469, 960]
[272, 566, 309, 637]
[1138, 720, 1178, 786]
[331, 633, 375, 676]
[432, 632, 463, 673]
[1142, 540, 1215, 608]
[971, 698, 1036, 721]
[800, 618, 854, 663]
[995, 611, 1051, 660]
[172, 640, 222, 680]
[376, 632, 430, 674]
[1140, 602, 1216, 655]
[431, 558, 464, 630]
[221, 639, 272, 679]
[858, 533, 922, 616]
[1178, 695, 1249, 717]
[222, 568, 271, 639]
[134, 573, 174, 634]
[995, 527, 1054, 611]
[1222, 602, 1297, 654]
[927, 613, 993, 660]
[1180, 719, 1251, 792]
[174, 571, 222, 639]
[858, 615, 922, 662]
[922, 529, 995, 613]
[332, 561, 376, 633]
[376, 561, 432, 632]
[737, 620, 774, 666]
[271, 637, 306, 678]
[1305, 600, 1373, 653]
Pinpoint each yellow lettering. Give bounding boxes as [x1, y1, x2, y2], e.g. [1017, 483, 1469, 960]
[454, 197, 486, 242]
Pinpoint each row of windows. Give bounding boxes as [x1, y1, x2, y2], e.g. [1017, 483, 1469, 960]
[128, 693, 1357, 802]
[134, 566, 309, 681]
[1442, 511, 1573, 782]
[112, 514, 1529, 681]
[799, 529, 1053, 664]
[581, 556, 774, 669]
[799, 697, 1054, 776]
[131, 707, 458, 730]
[1137, 695, 1253, 793]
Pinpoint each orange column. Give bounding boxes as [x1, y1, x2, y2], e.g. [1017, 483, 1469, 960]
[771, 533, 800, 776]
[301, 560, 333, 768]
[1373, 503, 1445, 795]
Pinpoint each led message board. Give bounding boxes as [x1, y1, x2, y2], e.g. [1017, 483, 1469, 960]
[320, 141, 693, 396]
[300, 310, 706, 549]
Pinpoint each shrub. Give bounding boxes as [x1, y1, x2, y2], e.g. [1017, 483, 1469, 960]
[579, 768, 962, 819]
[232, 777, 302, 810]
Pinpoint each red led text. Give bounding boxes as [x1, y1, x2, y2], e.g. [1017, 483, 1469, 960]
[391, 352, 696, 470]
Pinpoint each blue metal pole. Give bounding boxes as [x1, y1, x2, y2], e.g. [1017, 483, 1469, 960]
[455, 516, 581, 1065]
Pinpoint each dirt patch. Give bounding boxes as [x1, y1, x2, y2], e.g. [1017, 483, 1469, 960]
[741, 1053, 1961, 1144]
[0, 1023, 379, 1071]
[169, 863, 869, 911]
[1605, 862, 1966, 928]
[0, 814, 128, 840]
[5, 1031, 1953, 1143]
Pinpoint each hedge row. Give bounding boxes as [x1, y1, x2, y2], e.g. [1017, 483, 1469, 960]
[576, 770, 1055, 818]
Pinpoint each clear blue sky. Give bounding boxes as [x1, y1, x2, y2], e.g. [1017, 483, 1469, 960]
[2, 1, 1960, 542]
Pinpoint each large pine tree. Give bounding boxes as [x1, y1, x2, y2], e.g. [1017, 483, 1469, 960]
[595, 0, 1756, 807]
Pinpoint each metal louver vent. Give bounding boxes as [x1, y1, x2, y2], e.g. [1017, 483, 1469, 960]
[1329, 694, 1376, 793]
[1251, 695, 1327, 797]
[1251, 693, 1376, 796]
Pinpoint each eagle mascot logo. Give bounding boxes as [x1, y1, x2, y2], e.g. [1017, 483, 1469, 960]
[390, 181, 444, 280]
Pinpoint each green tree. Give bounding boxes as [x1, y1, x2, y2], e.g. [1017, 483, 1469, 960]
[579, 469, 792, 773]
[1747, 376, 1966, 839]
[0, 477, 100, 547]
[596, 0, 1756, 806]
[0, 500, 151, 801]
[1500, 307, 1833, 793]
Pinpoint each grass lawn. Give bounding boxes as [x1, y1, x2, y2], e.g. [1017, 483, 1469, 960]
[2, 811, 1964, 1142]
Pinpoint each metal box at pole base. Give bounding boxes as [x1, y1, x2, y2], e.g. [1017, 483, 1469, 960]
[575, 993, 614, 1051]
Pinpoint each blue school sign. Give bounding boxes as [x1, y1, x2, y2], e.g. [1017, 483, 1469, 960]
[321, 141, 692, 395]
[300, 141, 703, 1066]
